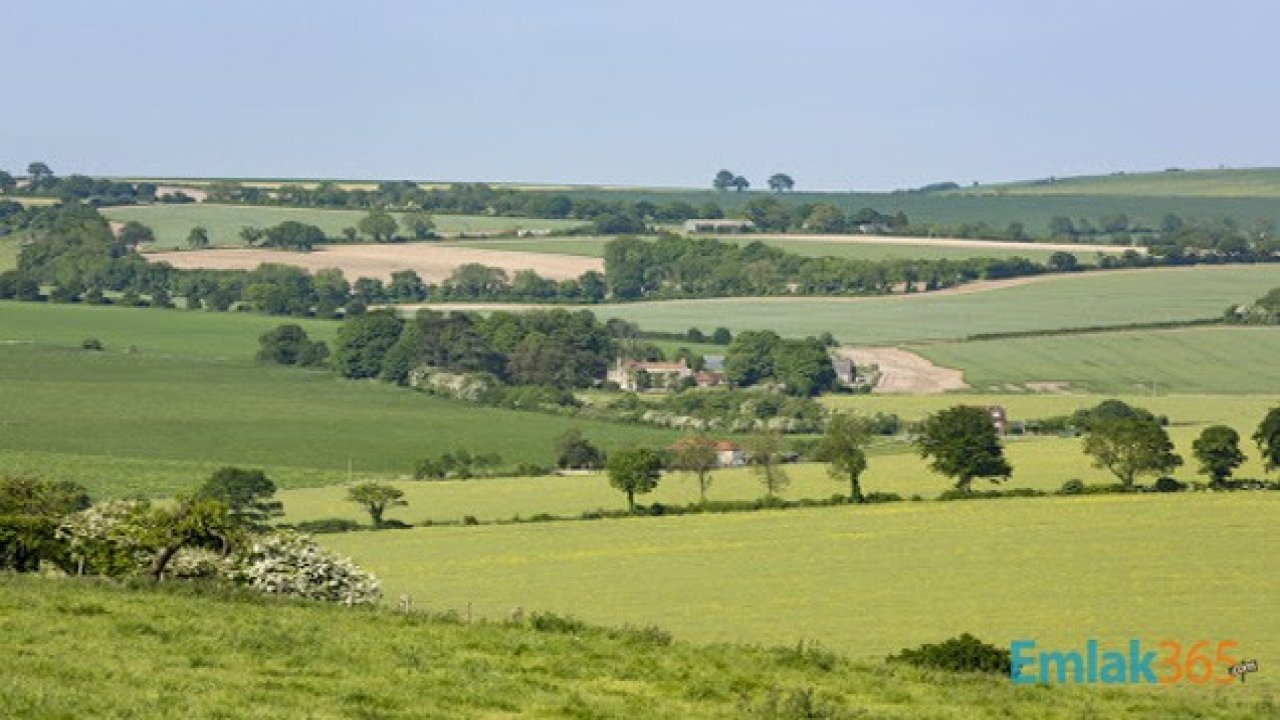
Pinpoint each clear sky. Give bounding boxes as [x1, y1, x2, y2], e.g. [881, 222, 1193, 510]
[2, 1, 1276, 190]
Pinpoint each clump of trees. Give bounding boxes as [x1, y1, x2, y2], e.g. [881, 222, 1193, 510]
[724, 330, 837, 396]
[257, 324, 330, 367]
[413, 450, 503, 480]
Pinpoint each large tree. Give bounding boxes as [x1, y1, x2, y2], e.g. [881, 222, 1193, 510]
[358, 209, 399, 242]
[817, 413, 872, 502]
[767, 173, 795, 193]
[118, 221, 155, 250]
[670, 434, 718, 503]
[712, 169, 736, 191]
[263, 220, 325, 251]
[915, 406, 1012, 491]
[747, 429, 789, 498]
[1255, 406, 1280, 474]
[346, 482, 406, 527]
[1192, 425, 1245, 487]
[606, 448, 662, 512]
[1082, 417, 1182, 487]
[724, 330, 781, 387]
[196, 467, 283, 531]
[771, 337, 837, 396]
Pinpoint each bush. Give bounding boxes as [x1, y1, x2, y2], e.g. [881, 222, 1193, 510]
[81, 338, 104, 351]
[526, 611, 587, 634]
[937, 487, 1045, 501]
[1058, 479, 1086, 495]
[294, 518, 361, 534]
[887, 633, 1011, 674]
[1152, 476, 1187, 493]
[462, 515, 480, 526]
[230, 531, 381, 605]
[863, 492, 903, 504]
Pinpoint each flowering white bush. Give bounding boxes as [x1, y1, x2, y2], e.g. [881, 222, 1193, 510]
[56, 500, 153, 577]
[230, 531, 381, 605]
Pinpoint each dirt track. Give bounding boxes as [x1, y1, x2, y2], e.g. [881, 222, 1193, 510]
[145, 244, 603, 283]
[841, 347, 968, 394]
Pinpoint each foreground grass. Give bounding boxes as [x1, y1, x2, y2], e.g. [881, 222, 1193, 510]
[102, 204, 585, 247]
[1, 577, 1270, 718]
[914, 326, 1280, 394]
[321, 494, 1280, 687]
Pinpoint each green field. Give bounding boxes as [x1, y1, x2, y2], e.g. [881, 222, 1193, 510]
[965, 167, 1280, 198]
[8, 578, 1259, 719]
[588, 265, 1280, 343]
[914, 326, 1280, 394]
[0, 302, 681, 498]
[100, 204, 586, 248]
[319, 494, 1279, 684]
[451, 235, 1126, 263]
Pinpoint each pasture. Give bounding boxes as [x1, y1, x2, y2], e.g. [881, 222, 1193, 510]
[914, 326, 1280, 394]
[0, 302, 681, 498]
[321, 493, 1280, 684]
[100, 204, 586, 248]
[588, 265, 1280, 343]
[7, 578, 1257, 718]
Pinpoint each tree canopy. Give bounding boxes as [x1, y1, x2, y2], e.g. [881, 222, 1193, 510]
[915, 406, 1012, 491]
[1082, 417, 1182, 487]
[606, 448, 662, 512]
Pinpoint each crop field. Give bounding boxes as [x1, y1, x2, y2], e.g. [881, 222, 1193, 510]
[450, 234, 1129, 263]
[319, 493, 1279, 681]
[914, 326, 1280, 394]
[964, 167, 1280, 198]
[100, 204, 586, 248]
[0, 302, 680, 498]
[588, 265, 1280, 343]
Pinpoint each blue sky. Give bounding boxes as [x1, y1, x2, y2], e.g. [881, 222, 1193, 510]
[2, 1, 1276, 189]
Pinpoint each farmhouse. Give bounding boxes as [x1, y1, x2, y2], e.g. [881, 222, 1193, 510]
[683, 219, 755, 234]
[607, 358, 694, 392]
[833, 357, 856, 386]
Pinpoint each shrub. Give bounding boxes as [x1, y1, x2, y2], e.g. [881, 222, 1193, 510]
[462, 515, 480, 526]
[294, 518, 361, 534]
[81, 338, 104, 351]
[887, 633, 1011, 674]
[1152, 476, 1187, 493]
[229, 531, 381, 605]
[526, 611, 587, 634]
[1058, 479, 1086, 495]
[863, 492, 903, 504]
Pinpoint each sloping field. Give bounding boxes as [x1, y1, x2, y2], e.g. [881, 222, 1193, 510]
[323, 494, 1280, 677]
[565, 265, 1280, 343]
[916, 326, 1280, 394]
[101, 204, 585, 247]
[147, 243, 602, 282]
[964, 167, 1280, 198]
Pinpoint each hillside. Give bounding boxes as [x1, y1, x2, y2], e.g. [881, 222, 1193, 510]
[1, 576, 1268, 719]
[961, 167, 1280, 198]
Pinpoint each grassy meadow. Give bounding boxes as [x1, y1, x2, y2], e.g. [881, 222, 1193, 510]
[101, 204, 586, 248]
[0, 302, 682, 498]
[318, 494, 1280, 683]
[7, 578, 1264, 719]
[591, 265, 1280, 342]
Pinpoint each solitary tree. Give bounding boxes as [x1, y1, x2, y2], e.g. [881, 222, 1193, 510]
[731, 175, 750, 192]
[239, 225, 265, 246]
[555, 429, 605, 469]
[671, 434, 718, 503]
[817, 413, 872, 502]
[767, 173, 795, 193]
[1082, 418, 1182, 488]
[196, 467, 283, 531]
[606, 448, 662, 512]
[358, 209, 399, 242]
[346, 482, 407, 527]
[747, 429, 789, 498]
[1192, 425, 1245, 487]
[713, 169, 736, 191]
[187, 226, 211, 249]
[1254, 406, 1280, 474]
[915, 406, 1012, 491]
[26, 162, 53, 189]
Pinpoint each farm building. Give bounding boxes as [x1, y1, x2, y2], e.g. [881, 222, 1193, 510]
[833, 358, 856, 386]
[607, 358, 694, 392]
[988, 406, 1008, 435]
[715, 441, 746, 468]
[683, 219, 755, 234]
